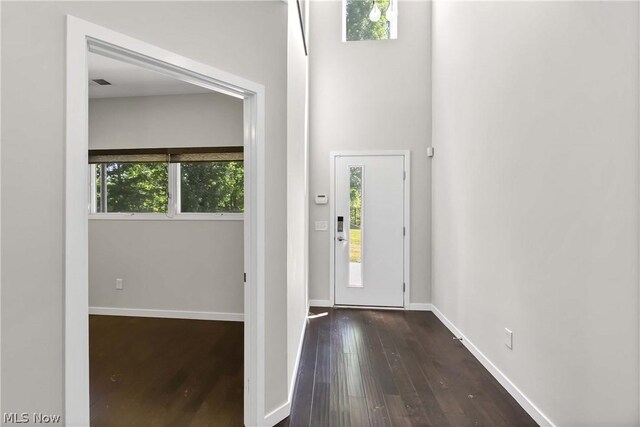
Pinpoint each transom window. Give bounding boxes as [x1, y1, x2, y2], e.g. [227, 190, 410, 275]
[343, 0, 398, 42]
[89, 147, 243, 217]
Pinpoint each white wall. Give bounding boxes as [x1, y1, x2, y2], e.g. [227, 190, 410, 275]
[1, 1, 288, 420]
[286, 0, 310, 400]
[308, 0, 432, 306]
[89, 221, 243, 315]
[90, 93, 243, 149]
[88, 93, 244, 317]
[432, 2, 639, 425]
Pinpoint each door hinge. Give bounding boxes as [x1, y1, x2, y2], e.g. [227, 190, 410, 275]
[403, 227, 406, 236]
[244, 272, 247, 283]
[403, 283, 406, 292]
[403, 171, 406, 180]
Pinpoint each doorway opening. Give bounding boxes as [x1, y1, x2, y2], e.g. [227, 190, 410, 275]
[87, 50, 246, 424]
[65, 16, 266, 426]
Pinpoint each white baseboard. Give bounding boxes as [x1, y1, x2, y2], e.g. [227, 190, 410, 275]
[289, 314, 308, 401]
[430, 305, 554, 427]
[309, 299, 332, 307]
[262, 310, 309, 426]
[262, 400, 290, 426]
[311, 300, 435, 312]
[89, 306, 243, 322]
[406, 303, 433, 311]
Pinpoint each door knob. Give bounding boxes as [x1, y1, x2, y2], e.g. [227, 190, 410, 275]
[337, 236, 347, 242]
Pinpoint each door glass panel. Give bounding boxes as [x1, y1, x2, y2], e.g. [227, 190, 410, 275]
[349, 165, 363, 287]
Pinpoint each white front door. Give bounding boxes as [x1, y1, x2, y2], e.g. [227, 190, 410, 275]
[334, 154, 405, 307]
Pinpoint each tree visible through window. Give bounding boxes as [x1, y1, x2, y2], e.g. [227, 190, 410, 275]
[93, 160, 244, 215]
[96, 163, 168, 213]
[345, 0, 397, 42]
[180, 162, 244, 213]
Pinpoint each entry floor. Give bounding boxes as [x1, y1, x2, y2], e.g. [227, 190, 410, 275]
[279, 307, 538, 427]
[89, 315, 243, 427]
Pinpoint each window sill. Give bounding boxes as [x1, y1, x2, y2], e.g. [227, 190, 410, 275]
[88, 213, 243, 221]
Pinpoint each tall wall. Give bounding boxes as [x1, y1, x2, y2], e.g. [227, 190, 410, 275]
[89, 93, 244, 317]
[308, 0, 432, 306]
[286, 0, 310, 399]
[432, 2, 639, 425]
[1, 1, 288, 421]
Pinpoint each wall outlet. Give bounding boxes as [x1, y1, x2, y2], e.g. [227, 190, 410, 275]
[504, 328, 513, 349]
[116, 278, 124, 290]
[315, 221, 328, 231]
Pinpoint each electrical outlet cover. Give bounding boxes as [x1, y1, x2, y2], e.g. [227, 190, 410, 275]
[504, 328, 513, 349]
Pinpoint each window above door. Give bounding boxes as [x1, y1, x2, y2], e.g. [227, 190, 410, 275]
[343, 0, 398, 42]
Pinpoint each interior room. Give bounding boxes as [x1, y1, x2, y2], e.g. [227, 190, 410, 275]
[1, 1, 639, 426]
[87, 52, 245, 425]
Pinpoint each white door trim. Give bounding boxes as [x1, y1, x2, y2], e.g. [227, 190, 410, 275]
[329, 150, 411, 309]
[65, 16, 266, 427]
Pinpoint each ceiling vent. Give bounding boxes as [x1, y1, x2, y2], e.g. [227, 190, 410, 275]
[92, 79, 112, 86]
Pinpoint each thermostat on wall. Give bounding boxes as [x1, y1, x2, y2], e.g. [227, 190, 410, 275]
[315, 194, 328, 205]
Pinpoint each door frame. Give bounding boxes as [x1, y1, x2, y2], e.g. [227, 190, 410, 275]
[65, 16, 266, 426]
[329, 150, 411, 309]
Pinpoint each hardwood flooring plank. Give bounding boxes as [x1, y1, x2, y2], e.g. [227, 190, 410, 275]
[373, 311, 432, 427]
[383, 312, 450, 427]
[329, 312, 351, 426]
[351, 310, 392, 427]
[384, 394, 413, 427]
[285, 308, 537, 427]
[309, 311, 332, 427]
[89, 316, 243, 427]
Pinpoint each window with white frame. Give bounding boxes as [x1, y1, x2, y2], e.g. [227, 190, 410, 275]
[343, 0, 397, 42]
[89, 148, 244, 217]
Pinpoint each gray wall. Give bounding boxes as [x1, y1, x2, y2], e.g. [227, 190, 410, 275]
[1, 1, 288, 420]
[89, 93, 243, 149]
[432, 2, 639, 424]
[89, 221, 243, 314]
[89, 93, 244, 316]
[286, 0, 310, 391]
[308, 1, 432, 305]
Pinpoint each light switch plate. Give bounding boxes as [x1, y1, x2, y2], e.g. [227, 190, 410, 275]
[315, 221, 328, 231]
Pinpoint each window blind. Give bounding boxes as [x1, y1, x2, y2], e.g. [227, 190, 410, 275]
[88, 147, 243, 164]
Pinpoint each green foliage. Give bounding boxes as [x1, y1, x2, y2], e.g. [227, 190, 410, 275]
[101, 163, 168, 213]
[180, 162, 244, 213]
[349, 229, 362, 263]
[96, 161, 244, 214]
[350, 166, 362, 228]
[346, 0, 391, 41]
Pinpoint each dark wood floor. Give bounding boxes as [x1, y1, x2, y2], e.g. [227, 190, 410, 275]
[279, 308, 537, 427]
[90, 309, 537, 427]
[89, 315, 244, 427]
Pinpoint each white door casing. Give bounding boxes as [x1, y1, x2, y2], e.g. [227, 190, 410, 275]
[65, 16, 266, 426]
[333, 153, 408, 308]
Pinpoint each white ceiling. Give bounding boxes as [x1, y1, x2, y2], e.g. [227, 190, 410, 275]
[88, 53, 212, 99]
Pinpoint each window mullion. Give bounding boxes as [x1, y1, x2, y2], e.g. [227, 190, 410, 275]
[89, 164, 97, 214]
[168, 163, 179, 217]
[100, 163, 108, 213]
